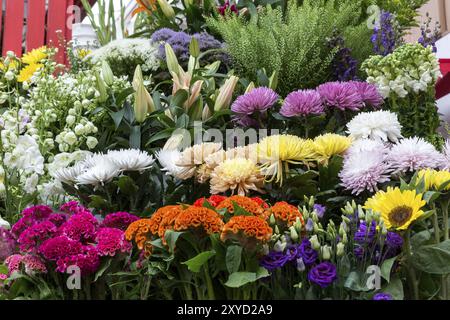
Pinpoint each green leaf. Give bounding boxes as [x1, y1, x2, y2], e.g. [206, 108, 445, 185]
[145, 128, 175, 146]
[344, 271, 370, 292]
[129, 125, 141, 149]
[116, 175, 138, 195]
[94, 259, 112, 282]
[411, 240, 450, 274]
[224, 267, 269, 288]
[164, 230, 185, 253]
[109, 108, 126, 129]
[380, 256, 397, 282]
[182, 250, 216, 273]
[423, 191, 441, 203]
[170, 89, 189, 108]
[382, 276, 404, 300]
[225, 245, 242, 274]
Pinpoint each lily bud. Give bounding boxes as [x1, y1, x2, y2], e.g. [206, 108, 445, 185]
[202, 104, 212, 121]
[308, 196, 315, 208]
[339, 222, 347, 237]
[133, 65, 144, 91]
[189, 37, 200, 58]
[336, 242, 345, 257]
[101, 61, 114, 86]
[187, 80, 203, 109]
[269, 214, 276, 225]
[214, 76, 239, 111]
[321, 245, 332, 260]
[163, 134, 184, 151]
[289, 226, 299, 242]
[157, 0, 175, 19]
[165, 43, 180, 76]
[95, 71, 108, 103]
[309, 235, 321, 250]
[245, 82, 255, 94]
[294, 217, 302, 233]
[269, 70, 278, 90]
[134, 82, 152, 123]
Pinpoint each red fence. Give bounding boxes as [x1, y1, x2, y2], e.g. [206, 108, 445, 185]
[437, 59, 450, 100]
[0, 0, 76, 64]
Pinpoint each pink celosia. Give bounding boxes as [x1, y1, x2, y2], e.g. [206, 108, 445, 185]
[39, 236, 83, 261]
[101, 212, 139, 231]
[4, 254, 22, 274]
[56, 246, 100, 275]
[21, 254, 47, 274]
[96, 228, 132, 256]
[61, 211, 98, 242]
[18, 221, 57, 252]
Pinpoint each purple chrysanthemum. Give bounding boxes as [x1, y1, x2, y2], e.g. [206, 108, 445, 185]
[308, 262, 337, 288]
[280, 89, 324, 117]
[317, 82, 364, 111]
[231, 87, 279, 115]
[349, 81, 384, 108]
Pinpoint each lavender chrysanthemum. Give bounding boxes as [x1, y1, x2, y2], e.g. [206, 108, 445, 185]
[349, 81, 384, 108]
[317, 82, 364, 111]
[231, 87, 279, 115]
[340, 140, 391, 195]
[280, 89, 324, 117]
[387, 137, 444, 174]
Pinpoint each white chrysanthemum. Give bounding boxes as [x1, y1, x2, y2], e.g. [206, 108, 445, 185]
[440, 139, 450, 170]
[75, 159, 120, 186]
[106, 149, 155, 171]
[53, 162, 88, 184]
[387, 137, 445, 173]
[346, 110, 402, 142]
[0, 215, 10, 229]
[210, 158, 264, 195]
[346, 139, 390, 156]
[156, 149, 195, 180]
[340, 145, 391, 195]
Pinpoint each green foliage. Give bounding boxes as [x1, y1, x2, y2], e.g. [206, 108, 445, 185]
[207, 0, 370, 95]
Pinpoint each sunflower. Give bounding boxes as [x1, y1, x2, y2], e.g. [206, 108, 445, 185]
[313, 133, 352, 164]
[364, 187, 426, 230]
[17, 63, 43, 82]
[258, 135, 317, 184]
[21, 46, 47, 65]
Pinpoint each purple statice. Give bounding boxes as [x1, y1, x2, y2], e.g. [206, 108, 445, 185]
[280, 89, 324, 117]
[298, 239, 318, 266]
[349, 81, 384, 108]
[151, 28, 177, 43]
[313, 204, 326, 219]
[308, 262, 337, 288]
[371, 11, 400, 56]
[418, 13, 441, 53]
[95, 228, 131, 257]
[327, 31, 358, 81]
[101, 212, 139, 231]
[231, 87, 279, 115]
[260, 251, 289, 271]
[17, 221, 57, 252]
[373, 292, 393, 300]
[218, 1, 238, 15]
[56, 245, 100, 275]
[317, 82, 364, 111]
[354, 220, 377, 244]
[60, 211, 98, 243]
[0, 228, 16, 261]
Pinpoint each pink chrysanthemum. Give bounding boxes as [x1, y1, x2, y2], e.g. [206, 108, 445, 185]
[280, 89, 324, 117]
[61, 211, 98, 242]
[317, 82, 364, 111]
[340, 140, 391, 195]
[387, 137, 445, 174]
[349, 81, 384, 108]
[56, 246, 100, 275]
[231, 87, 279, 115]
[39, 236, 83, 261]
[18, 221, 57, 252]
[96, 228, 132, 256]
[101, 212, 139, 231]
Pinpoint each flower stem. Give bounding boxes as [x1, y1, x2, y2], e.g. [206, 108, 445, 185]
[203, 263, 215, 300]
[404, 230, 419, 300]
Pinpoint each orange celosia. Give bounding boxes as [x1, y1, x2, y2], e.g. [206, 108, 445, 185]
[174, 206, 224, 235]
[158, 205, 183, 239]
[221, 216, 273, 243]
[147, 205, 182, 236]
[216, 195, 267, 218]
[270, 201, 304, 226]
[125, 219, 153, 257]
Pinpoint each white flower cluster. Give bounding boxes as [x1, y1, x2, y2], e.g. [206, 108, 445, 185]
[346, 110, 402, 143]
[89, 38, 160, 74]
[363, 43, 441, 98]
[54, 149, 155, 187]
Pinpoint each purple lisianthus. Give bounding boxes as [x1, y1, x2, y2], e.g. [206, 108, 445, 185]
[280, 89, 324, 117]
[373, 292, 393, 300]
[349, 81, 384, 108]
[298, 239, 318, 266]
[385, 232, 403, 258]
[231, 87, 279, 115]
[285, 244, 300, 262]
[313, 204, 326, 219]
[354, 220, 377, 244]
[317, 82, 364, 111]
[354, 245, 364, 260]
[260, 251, 289, 271]
[308, 262, 337, 288]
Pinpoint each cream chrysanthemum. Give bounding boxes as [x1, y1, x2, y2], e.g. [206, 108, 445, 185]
[175, 142, 223, 179]
[346, 110, 402, 142]
[210, 158, 264, 195]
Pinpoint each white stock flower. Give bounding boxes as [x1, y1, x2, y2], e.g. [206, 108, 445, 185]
[346, 110, 402, 143]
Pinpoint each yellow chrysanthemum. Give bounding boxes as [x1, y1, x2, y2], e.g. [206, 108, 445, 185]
[364, 187, 426, 230]
[418, 169, 450, 191]
[17, 63, 43, 83]
[21, 46, 47, 65]
[433, 171, 450, 191]
[313, 133, 352, 164]
[0, 59, 18, 71]
[210, 158, 264, 195]
[258, 135, 317, 184]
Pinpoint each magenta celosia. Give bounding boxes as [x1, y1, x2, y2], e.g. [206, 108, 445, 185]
[39, 236, 83, 261]
[61, 211, 98, 242]
[96, 228, 132, 256]
[56, 246, 100, 275]
[101, 212, 139, 231]
[18, 221, 57, 252]
[0, 228, 16, 261]
[317, 82, 364, 111]
[47, 213, 68, 227]
[22, 205, 53, 221]
[280, 89, 324, 117]
[59, 201, 90, 215]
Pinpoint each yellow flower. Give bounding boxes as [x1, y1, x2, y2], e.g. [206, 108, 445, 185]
[0, 59, 18, 71]
[258, 135, 317, 184]
[433, 171, 450, 191]
[313, 133, 352, 164]
[76, 49, 92, 59]
[17, 63, 43, 82]
[417, 169, 450, 191]
[364, 187, 426, 230]
[210, 158, 264, 195]
[21, 46, 47, 65]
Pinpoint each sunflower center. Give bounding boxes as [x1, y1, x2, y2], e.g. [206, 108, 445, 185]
[388, 205, 413, 227]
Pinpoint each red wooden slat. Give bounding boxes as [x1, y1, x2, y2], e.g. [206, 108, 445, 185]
[26, 0, 47, 51]
[0, 1, 3, 47]
[65, 0, 74, 65]
[47, 0, 68, 64]
[2, 0, 25, 57]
